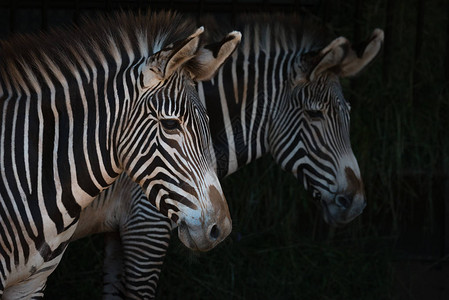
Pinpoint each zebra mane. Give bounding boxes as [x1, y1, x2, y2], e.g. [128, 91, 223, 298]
[0, 10, 198, 91]
[202, 12, 333, 55]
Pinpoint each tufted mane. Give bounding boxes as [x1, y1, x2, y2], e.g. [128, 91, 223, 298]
[0, 10, 198, 92]
[201, 12, 333, 55]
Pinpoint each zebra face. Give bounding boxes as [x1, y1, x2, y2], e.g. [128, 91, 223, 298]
[137, 75, 231, 251]
[271, 28, 383, 226]
[270, 73, 365, 227]
[296, 74, 364, 227]
[120, 28, 241, 251]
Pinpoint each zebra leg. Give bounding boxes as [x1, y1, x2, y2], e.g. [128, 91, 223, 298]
[121, 214, 172, 299]
[103, 232, 126, 299]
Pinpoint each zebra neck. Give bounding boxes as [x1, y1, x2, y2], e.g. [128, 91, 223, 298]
[200, 49, 294, 178]
[1, 55, 137, 210]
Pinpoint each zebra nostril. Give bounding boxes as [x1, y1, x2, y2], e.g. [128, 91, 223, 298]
[209, 224, 220, 240]
[335, 195, 351, 209]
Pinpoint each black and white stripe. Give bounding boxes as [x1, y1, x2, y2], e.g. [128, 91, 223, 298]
[72, 13, 384, 299]
[0, 10, 240, 299]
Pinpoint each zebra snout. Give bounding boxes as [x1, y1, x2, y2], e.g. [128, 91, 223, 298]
[177, 216, 231, 252]
[319, 185, 366, 226]
[327, 192, 366, 226]
[323, 166, 366, 225]
[176, 184, 231, 251]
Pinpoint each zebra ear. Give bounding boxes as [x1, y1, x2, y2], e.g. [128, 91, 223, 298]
[339, 29, 384, 78]
[308, 36, 350, 81]
[186, 31, 242, 81]
[142, 27, 204, 87]
[297, 29, 384, 82]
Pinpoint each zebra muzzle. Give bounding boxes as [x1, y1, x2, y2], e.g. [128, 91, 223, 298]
[319, 191, 366, 227]
[177, 217, 230, 252]
[176, 180, 231, 251]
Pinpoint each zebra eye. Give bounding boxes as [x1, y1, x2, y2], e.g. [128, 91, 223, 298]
[160, 119, 181, 131]
[305, 110, 324, 120]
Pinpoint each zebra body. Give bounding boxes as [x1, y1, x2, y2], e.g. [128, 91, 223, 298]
[0, 11, 241, 299]
[74, 13, 384, 299]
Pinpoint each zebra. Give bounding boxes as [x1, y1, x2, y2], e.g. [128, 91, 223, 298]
[71, 13, 384, 299]
[0, 10, 242, 299]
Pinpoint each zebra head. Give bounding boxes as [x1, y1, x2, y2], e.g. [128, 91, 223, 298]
[270, 29, 384, 226]
[120, 28, 241, 251]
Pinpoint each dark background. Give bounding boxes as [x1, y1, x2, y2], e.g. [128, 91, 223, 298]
[1, 0, 448, 299]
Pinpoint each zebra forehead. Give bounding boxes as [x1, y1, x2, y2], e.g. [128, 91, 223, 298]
[303, 75, 348, 105]
[154, 78, 206, 114]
